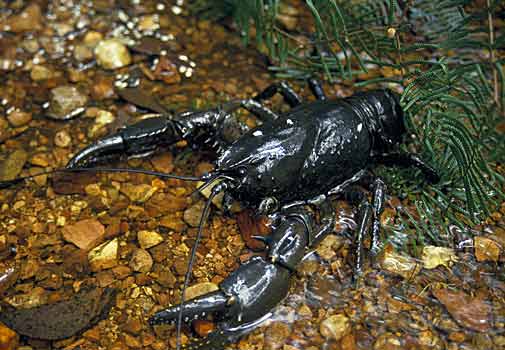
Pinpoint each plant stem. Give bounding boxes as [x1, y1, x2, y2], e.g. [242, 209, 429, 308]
[487, 0, 499, 108]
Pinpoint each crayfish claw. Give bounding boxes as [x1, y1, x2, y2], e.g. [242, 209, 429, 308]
[66, 116, 180, 168]
[149, 291, 228, 326]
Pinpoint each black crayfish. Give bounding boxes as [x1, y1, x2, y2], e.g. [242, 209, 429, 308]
[1, 79, 439, 350]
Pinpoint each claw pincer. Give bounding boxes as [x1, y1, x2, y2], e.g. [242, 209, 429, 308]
[149, 210, 312, 349]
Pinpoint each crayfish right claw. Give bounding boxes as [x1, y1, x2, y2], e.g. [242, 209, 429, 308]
[66, 116, 181, 168]
[149, 290, 228, 326]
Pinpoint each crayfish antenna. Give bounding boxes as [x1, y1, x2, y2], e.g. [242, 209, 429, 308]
[0, 167, 207, 189]
[175, 180, 230, 350]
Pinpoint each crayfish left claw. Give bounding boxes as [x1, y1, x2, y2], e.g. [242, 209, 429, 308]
[66, 116, 181, 168]
[66, 134, 124, 168]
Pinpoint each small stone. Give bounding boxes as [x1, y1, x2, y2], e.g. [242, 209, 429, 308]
[122, 333, 142, 348]
[137, 230, 164, 249]
[297, 304, 312, 318]
[380, 246, 421, 279]
[29, 152, 52, 167]
[95, 39, 132, 70]
[319, 314, 350, 341]
[83, 31, 103, 47]
[6, 110, 31, 127]
[150, 153, 174, 173]
[73, 44, 94, 62]
[88, 238, 119, 271]
[156, 269, 176, 288]
[0, 149, 28, 182]
[315, 235, 343, 261]
[62, 219, 105, 250]
[0, 322, 18, 350]
[422, 245, 458, 269]
[129, 249, 153, 273]
[265, 322, 291, 349]
[120, 183, 158, 203]
[474, 236, 500, 262]
[48, 86, 88, 120]
[193, 320, 214, 337]
[30, 65, 54, 81]
[112, 265, 132, 280]
[373, 333, 402, 350]
[0, 4, 42, 33]
[123, 317, 143, 335]
[152, 56, 181, 84]
[137, 15, 160, 32]
[183, 201, 205, 227]
[184, 282, 219, 300]
[95, 110, 115, 125]
[54, 130, 72, 148]
[91, 77, 115, 100]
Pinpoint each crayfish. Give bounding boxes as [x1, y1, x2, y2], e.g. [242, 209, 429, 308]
[1, 79, 439, 350]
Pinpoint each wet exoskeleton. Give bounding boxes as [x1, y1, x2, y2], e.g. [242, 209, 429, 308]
[1, 80, 439, 349]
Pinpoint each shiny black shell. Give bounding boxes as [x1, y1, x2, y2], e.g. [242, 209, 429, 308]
[220, 256, 291, 325]
[217, 100, 372, 206]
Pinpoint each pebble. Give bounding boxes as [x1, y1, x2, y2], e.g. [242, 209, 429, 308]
[474, 236, 500, 262]
[380, 247, 421, 279]
[315, 235, 343, 261]
[0, 149, 28, 181]
[183, 201, 205, 227]
[88, 238, 119, 271]
[0, 322, 18, 350]
[62, 219, 106, 250]
[123, 317, 143, 335]
[29, 152, 52, 167]
[30, 65, 54, 81]
[0, 4, 42, 33]
[137, 14, 160, 32]
[152, 56, 181, 84]
[73, 44, 94, 62]
[193, 320, 215, 337]
[150, 153, 174, 173]
[184, 282, 219, 300]
[137, 230, 164, 249]
[422, 245, 458, 269]
[54, 130, 72, 148]
[94, 39, 132, 70]
[156, 269, 176, 288]
[120, 183, 158, 203]
[319, 314, 350, 341]
[129, 249, 153, 273]
[265, 322, 291, 349]
[83, 31, 103, 47]
[6, 110, 31, 127]
[47, 86, 88, 120]
[95, 110, 115, 125]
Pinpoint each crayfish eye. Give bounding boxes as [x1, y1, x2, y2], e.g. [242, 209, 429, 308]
[236, 166, 247, 176]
